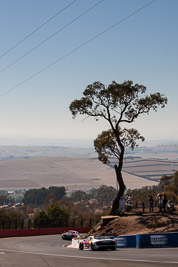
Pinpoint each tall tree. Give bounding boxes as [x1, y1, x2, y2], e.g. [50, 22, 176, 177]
[69, 80, 167, 214]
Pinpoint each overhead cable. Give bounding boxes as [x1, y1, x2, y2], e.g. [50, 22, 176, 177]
[0, 0, 157, 99]
[0, 0, 104, 74]
[0, 0, 77, 59]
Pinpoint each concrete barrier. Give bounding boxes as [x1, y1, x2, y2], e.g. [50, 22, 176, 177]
[0, 227, 92, 238]
[114, 235, 136, 248]
[71, 238, 80, 248]
[136, 232, 178, 248]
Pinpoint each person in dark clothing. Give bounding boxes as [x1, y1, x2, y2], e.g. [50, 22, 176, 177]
[148, 195, 153, 213]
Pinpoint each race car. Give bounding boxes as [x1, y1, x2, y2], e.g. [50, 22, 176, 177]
[61, 230, 80, 240]
[79, 235, 116, 251]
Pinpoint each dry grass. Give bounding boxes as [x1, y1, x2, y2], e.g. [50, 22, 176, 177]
[0, 157, 160, 191]
[85, 209, 178, 237]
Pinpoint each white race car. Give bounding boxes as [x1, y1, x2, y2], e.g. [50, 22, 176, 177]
[79, 235, 116, 251]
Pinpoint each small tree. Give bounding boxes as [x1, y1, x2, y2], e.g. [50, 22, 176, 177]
[69, 80, 167, 214]
[159, 175, 173, 187]
[47, 204, 69, 219]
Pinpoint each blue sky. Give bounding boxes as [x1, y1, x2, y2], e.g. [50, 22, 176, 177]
[0, 0, 177, 146]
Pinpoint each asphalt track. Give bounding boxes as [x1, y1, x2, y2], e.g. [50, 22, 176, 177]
[0, 235, 178, 267]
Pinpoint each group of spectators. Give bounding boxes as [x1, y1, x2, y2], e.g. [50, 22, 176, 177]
[148, 192, 175, 213]
[118, 193, 133, 214]
[117, 192, 175, 215]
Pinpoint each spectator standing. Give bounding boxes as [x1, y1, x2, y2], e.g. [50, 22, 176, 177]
[148, 195, 153, 213]
[125, 194, 133, 212]
[156, 193, 163, 212]
[119, 197, 126, 214]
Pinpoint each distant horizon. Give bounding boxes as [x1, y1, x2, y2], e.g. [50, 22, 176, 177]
[0, 135, 178, 147]
[0, 1, 177, 148]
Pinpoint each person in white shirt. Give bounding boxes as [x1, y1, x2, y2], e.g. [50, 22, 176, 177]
[119, 196, 126, 213]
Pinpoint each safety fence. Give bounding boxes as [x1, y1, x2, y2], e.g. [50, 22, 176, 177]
[124, 202, 177, 214]
[0, 218, 99, 230]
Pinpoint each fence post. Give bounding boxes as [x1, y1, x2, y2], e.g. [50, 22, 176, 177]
[34, 219, 37, 228]
[47, 218, 49, 228]
[8, 220, 11, 230]
[15, 219, 17, 229]
[72, 219, 75, 227]
[2, 219, 5, 230]
[81, 219, 83, 228]
[21, 219, 24, 230]
[90, 219, 92, 227]
[142, 202, 145, 213]
[28, 219, 31, 229]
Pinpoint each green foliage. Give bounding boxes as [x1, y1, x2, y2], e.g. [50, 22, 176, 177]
[33, 204, 69, 228]
[0, 209, 22, 220]
[70, 80, 167, 214]
[22, 186, 66, 205]
[48, 186, 66, 199]
[70, 80, 167, 165]
[69, 190, 86, 202]
[66, 185, 117, 213]
[161, 172, 178, 198]
[44, 194, 57, 208]
[159, 175, 173, 187]
[0, 209, 22, 229]
[47, 204, 69, 219]
[165, 190, 177, 202]
[0, 194, 10, 205]
[129, 171, 178, 204]
[34, 210, 48, 220]
[173, 171, 178, 187]
[95, 185, 117, 209]
[131, 187, 157, 204]
[94, 129, 144, 164]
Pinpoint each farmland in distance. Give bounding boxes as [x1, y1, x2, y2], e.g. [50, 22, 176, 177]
[0, 144, 177, 191]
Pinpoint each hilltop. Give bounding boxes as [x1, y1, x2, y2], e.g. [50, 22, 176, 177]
[85, 209, 178, 237]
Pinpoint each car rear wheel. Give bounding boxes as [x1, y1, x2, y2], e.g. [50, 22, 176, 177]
[111, 247, 116, 250]
[91, 243, 95, 251]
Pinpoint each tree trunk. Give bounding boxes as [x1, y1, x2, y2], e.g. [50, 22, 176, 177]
[110, 164, 126, 215]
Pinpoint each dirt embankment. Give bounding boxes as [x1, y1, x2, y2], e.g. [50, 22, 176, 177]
[85, 211, 178, 237]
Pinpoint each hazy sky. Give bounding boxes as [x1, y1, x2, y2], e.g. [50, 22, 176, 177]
[0, 0, 177, 146]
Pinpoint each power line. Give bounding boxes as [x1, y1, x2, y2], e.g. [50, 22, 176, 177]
[0, 0, 157, 99]
[0, 0, 77, 59]
[0, 0, 104, 75]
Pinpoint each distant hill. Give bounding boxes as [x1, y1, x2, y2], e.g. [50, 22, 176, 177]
[0, 144, 178, 192]
[0, 157, 159, 191]
[0, 144, 178, 161]
[0, 145, 96, 160]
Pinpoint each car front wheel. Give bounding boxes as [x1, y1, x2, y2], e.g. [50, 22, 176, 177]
[79, 243, 83, 250]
